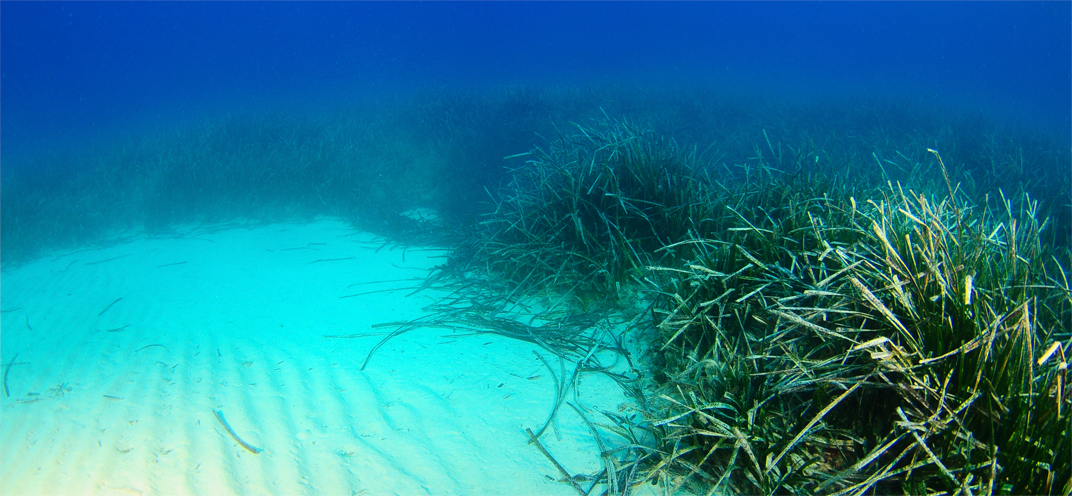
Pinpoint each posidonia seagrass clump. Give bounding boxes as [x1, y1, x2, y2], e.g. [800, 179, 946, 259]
[640, 174, 1070, 495]
[476, 118, 715, 310]
[465, 116, 1069, 495]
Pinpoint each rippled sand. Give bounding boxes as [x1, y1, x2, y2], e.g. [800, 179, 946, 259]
[1, 219, 643, 496]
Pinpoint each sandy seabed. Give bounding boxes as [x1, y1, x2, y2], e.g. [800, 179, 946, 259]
[1, 219, 652, 496]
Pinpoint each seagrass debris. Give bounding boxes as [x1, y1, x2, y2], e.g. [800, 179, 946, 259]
[214, 409, 262, 455]
[4, 353, 19, 398]
[352, 246, 652, 496]
[357, 261, 611, 369]
[359, 308, 605, 371]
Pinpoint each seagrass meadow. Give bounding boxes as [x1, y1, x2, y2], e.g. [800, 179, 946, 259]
[2, 86, 1070, 495]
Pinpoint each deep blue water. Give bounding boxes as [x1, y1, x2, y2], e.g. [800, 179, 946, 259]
[3, 1, 1069, 157]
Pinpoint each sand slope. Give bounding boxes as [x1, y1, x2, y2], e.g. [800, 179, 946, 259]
[1, 219, 646, 496]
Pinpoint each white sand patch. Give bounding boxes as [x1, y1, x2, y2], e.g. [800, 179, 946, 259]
[1, 219, 654, 496]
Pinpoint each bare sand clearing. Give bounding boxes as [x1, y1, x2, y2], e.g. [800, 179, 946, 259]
[1, 219, 651, 496]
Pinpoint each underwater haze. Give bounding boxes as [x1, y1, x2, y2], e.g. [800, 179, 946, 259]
[3, 2, 1070, 156]
[2, 3, 1071, 496]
